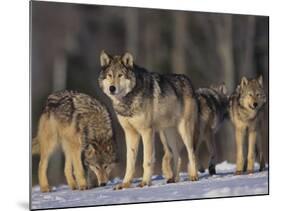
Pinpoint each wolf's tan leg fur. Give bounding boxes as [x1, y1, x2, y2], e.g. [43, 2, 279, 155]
[138, 128, 155, 187]
[64, 155, 77, 190]
[172, 148, 181, 182]
[178, 98, 198, 181]
[38, 115, 58, 192]
[159, 131, 173, 181]
[178, 120, 198, 181]
[247, 130, 257, 173]
[235, 127, 246, 174]
[71, 140, 87, 190]
[115, 126, 140, 190]
[62, 144, 77, 190]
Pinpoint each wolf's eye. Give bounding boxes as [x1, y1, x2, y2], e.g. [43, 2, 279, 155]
[256, 93, 261, 97]
[118, 74, 123, 78]
[104, 165, 108, 169]
[95, 166, 100, 170]
[249, 93, 253, 97]
[108, 74, 112, 78]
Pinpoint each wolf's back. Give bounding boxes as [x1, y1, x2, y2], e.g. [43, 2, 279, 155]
[43, 90, 76, 123]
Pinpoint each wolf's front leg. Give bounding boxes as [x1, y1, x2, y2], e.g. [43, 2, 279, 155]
[114, 127, 140, 190]
[235, 127, 246, 174]
[138, 128, 155, 187]
[247, 129, 257, 174]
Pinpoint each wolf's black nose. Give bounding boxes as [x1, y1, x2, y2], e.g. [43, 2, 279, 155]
[100, 182, 106, 187]
[109, 86, 116, 94]
[253, 102, 258, 108]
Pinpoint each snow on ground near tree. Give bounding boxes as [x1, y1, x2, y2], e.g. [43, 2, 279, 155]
[31, 161, 268, 210]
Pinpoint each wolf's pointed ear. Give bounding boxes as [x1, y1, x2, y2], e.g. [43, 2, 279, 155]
[220, 83, 227, 95]
[122, 52, 134, 68]
[100, 50, 111, 67]
[258, 75, 263, 87]
[241, 76, 248, 88]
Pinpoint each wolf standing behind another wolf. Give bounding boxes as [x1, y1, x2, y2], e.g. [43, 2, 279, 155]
[195, 83, 229, 175]
[229, 76, 266, 174]
[99, 51, 199, 189]
[161, 83, 229, 180]
[32, 90, 117, 192]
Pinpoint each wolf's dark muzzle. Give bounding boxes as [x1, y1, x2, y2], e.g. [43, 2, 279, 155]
[109, 86, 116, 94]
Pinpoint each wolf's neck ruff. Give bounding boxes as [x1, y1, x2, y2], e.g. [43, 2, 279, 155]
[110, 66, 151, 117]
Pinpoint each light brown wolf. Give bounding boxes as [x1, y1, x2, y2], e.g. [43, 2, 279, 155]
[99, 51, 199, 189]
[32, 90, 117, 192]
[229, 76, 266, 174]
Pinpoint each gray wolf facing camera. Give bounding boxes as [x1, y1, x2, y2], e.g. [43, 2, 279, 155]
[99, 51, 199, 189]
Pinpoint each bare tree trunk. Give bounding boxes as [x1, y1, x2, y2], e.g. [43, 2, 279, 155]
[172, 12, 187, 74]
[214, 15, 235, 91]
[235, 16, 256, 78]
[125, 8, 138, 57]
[144, 20, 154, 68]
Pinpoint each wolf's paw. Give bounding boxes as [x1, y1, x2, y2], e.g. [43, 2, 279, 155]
[235, 170, 243, 175]
[40, 185, 52, 193]
[77, 180, 88, 191]
[166, 178, 176, 183]
[137, 181, 151, 188]
[208, 165, 216, 175]
[189, 174, 199, 181]
[259, 163, 265, 172]
[247, 170, 254, 174]
[68, 182, 77, 190]
[259, 167, 265, 172]
[78, 184, 87, 191]
[113, 182, 131, 190]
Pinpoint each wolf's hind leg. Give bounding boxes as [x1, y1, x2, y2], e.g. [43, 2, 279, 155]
[159, 130, 174, 182]
[61, 143, 77, 190]
[255, 135, 265, 171]
[178, 118, 198, 181]
[205, 128, 217, 175]
[167, 128, 182, 182]
[70, 137, 87, 190]
[38, 115, 58, 192]
[195, 127, 204, 173]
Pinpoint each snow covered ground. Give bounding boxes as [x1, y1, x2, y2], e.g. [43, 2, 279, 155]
[31, 161, 268, 210]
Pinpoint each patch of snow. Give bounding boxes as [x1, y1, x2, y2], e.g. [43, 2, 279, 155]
[31, 161, 268, 210]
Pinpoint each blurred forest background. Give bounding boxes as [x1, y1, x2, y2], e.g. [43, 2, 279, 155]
[31, 1, 269, 186]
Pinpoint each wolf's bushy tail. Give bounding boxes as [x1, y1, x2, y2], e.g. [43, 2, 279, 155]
[32, 137, 40, 155]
